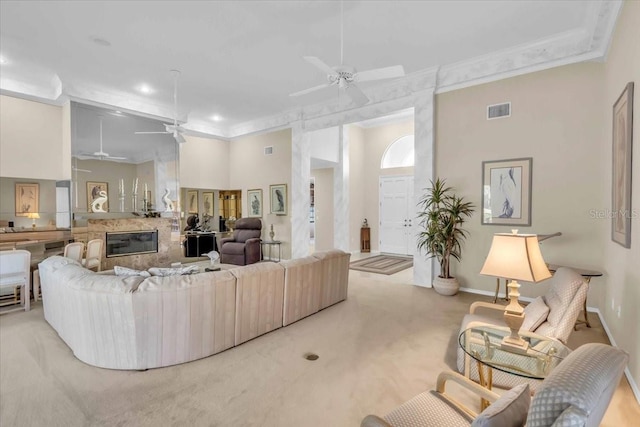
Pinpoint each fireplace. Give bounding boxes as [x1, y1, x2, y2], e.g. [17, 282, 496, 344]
[106, 230, 159, 258]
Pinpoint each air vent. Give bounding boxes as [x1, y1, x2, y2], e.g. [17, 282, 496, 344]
[487, 102, 511, 120]
[264, 146, 273, 155]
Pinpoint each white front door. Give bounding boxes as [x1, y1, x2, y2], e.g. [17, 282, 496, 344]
[379, 176, 414, 255]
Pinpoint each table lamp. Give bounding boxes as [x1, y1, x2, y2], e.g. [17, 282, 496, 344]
[480, 231, 551, 353]
[27, 212, 40, 228]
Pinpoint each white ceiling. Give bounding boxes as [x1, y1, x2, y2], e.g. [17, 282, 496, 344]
[0, 1, 620, 139]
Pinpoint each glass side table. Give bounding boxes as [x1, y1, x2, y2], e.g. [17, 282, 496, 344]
[459, 325, 570, 409]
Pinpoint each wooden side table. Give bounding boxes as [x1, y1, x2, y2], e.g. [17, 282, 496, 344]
[360, 227, 370, 253]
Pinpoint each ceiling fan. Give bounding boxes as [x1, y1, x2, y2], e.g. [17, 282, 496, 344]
[135, 69, 187, 144]
[290, 2, 405, 106]
[77, 116, 127, 161]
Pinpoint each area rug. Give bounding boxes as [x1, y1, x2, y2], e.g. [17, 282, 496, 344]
[349, 255, 413, 275]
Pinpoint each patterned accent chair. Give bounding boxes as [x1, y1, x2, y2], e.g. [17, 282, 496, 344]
[457, 267, 588, 390]
[219, 218, 262, 266]
[361, 343, 628, 427]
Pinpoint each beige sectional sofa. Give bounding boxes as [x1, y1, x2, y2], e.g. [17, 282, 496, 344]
[38, 249, 350, 370]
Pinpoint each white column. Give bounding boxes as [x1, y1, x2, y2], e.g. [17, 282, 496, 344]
[333, 125, 349, 251]
[413, 90, 435, 287]
[291, 122, 311, 258]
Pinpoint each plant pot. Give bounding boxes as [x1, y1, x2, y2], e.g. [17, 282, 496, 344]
[433, 276, 459, 296]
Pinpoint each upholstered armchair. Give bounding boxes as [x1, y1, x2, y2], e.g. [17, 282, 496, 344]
[362, 343, 628, 427]
[457, 267, 588, 389]
[219, 218, 262, 266]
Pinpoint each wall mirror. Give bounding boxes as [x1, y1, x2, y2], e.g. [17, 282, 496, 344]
[70, 102, 179, 225]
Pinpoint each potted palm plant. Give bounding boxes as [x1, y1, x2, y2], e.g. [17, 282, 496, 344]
[417, 178, 474, 295]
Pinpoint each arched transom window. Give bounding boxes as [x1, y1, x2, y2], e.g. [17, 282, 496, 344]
[381, 135, 414, 169]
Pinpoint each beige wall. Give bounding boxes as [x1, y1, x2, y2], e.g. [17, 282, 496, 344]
[435, 63, 606, 294]
[312, 168, 334, 251]
[601, 0, 640, 393]
[229, 129, 292, 259]
[356, 120, 415, 252]
[180, 135, 230, 189]
[0, 95, 69, 180]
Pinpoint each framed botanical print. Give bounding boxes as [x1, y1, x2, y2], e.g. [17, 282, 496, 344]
[202, 192, 214, 216]
[612, 82, 634, 248]
[187, 190, 198, 214]
[247, 189, 263, 217]
[270, 184, 287, 215]
[87, 181, 109, 212]
[481, 158, 532, 226]
[15, 183, 39, 217]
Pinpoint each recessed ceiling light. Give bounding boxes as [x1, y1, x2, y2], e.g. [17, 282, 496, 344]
[90, 36, 111, 47]
[211, 115, 223, 122]
[138, 84, 153, 94]
[0, 56, 7, 65]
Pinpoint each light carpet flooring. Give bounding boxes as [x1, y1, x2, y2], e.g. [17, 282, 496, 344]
[1, 263, 638, 426]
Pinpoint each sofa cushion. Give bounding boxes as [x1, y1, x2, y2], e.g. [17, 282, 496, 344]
[471, 384, 530, 427]
[522, 297, 549, 331]
[137, 270, 236, 292]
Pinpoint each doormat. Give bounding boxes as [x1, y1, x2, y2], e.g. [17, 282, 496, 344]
[349, 255, 413, 275]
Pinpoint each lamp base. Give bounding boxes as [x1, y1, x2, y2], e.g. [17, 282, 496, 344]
[501, 336, 530, 354]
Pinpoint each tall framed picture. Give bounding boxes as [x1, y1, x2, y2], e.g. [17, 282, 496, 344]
[612, 82, 634, 248]
[270, 184, 287, 215]
[481, 158, 532, 226]
[87, 181, 109, 212]
[15, 183, 39, 217]
[187, 190, 198, 214]
[247, 189, 263, 217]
[202, 192, 214, 216]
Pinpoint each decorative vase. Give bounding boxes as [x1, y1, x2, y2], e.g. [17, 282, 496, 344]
[432, 276, 460, 296]
[269, 224, 275, 241]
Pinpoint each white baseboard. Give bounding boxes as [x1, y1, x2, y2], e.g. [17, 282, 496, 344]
[458, 288, 640, 404]
[591, 308, 640, 404]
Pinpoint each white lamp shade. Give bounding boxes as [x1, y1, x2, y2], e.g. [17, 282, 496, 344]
[480, 233, 551, 283]
[27, 212, 40, 219]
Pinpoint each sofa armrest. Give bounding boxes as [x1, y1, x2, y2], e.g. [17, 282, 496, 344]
[470, 301, 506, 314]
[245, 237, 261, 245]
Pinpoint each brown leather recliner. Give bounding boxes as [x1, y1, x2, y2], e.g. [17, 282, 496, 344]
[219, 218, 262, 266]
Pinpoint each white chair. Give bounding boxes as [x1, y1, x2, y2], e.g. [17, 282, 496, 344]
[63, 242, 85, 263]
[0, 250, 31, 313]
[82, 239, 103, 272]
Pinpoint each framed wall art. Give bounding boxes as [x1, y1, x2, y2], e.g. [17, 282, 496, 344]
[247, 189, 263, 217]
[481, 158, 532, 226]
[270, 184, 287, 215]
[612, 82, 634, 248]
[15, 182, 39, 217]
[202, 192, 214, 216]
[86, 181, 109, 212]
[187, 190, 198, 214]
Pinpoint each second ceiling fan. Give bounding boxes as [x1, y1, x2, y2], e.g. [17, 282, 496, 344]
[290, 2, 405, 106]
[135, 69, 188, 144]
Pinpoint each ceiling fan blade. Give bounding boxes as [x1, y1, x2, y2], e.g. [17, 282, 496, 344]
[106, 156, 127, 160]
[303, 56, 338, 77]
[355, 65, 405, 83]
[344, 84, 369, 106]
[174, 133, 186, 144]
[290, 82, 334, 97]
[135, 131, 171, 135]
